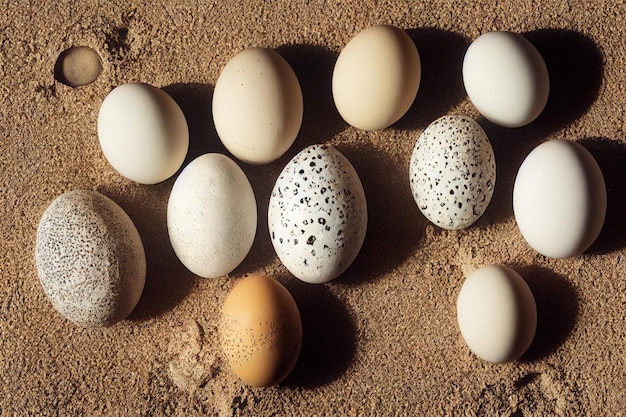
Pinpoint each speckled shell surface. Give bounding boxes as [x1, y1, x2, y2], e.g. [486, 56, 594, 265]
[35, 190, 146, 327]
[409, 115, 496, 230]
[268, 145, 367, 284]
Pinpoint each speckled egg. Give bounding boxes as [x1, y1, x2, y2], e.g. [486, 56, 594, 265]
[220, 274, 302, 387]
[268, 144, 367, 284]
[409, 115, 496, 229]
[167, 153, 257, 278]
[35, 190, 146, 327]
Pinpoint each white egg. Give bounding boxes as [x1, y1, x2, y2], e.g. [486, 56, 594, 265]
[35, 190, 146, 327]
[457, 265, 537, 363]
[268, 144, 367, 284]
[167, 153, 257, 278]
[513, 139, 606, 258]
[463, 31, 549, 128]
[98, 83, 189, 184]
[332, 24, 421, 131]
[409, 115, 496, 230]
[212, 47, 303, 164]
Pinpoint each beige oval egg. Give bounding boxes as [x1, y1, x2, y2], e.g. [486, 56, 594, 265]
[212, 47, 303, 164]
[220, 275, 302, 387]
[332, 24, 421, 131]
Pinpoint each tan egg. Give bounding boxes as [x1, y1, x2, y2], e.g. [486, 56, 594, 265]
[220, 275, 302, 387]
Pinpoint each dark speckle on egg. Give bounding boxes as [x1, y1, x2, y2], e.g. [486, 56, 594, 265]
[409, 115, 496, 230]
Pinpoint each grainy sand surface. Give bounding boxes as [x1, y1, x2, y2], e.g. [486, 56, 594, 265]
[2, 1, 625, 415]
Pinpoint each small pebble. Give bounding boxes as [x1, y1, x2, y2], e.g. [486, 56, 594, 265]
[54, 46, 102, 87]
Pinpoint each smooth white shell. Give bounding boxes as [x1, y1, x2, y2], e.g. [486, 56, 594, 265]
[35, 190, 146, 327]
[268, 145, 367, 284]
[463, 31, 549, 127]
[457, 265, 537, 363]
[98, 83, 189, 184]
[332, 24, 421, 131]
[409, 115, 496, 230]
[167, 153, 257, 278]
[212, 47, 303, 164]
[513, 139, 606, 258]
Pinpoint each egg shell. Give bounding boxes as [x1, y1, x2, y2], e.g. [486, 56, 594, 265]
[268, 144, 367, 284]
[462, 31, 549, 127]
[167, 153, 257, 278]
[332, 24, 421, 131]
[409, 115, 496, 230]
[212, 47, 303, 164]
[220, 274, 302, 387]
[35, 190, 146, 327]
[457, 265, 537, 363]
[98, 82, 189, 184]
[513, 139, 606, 258]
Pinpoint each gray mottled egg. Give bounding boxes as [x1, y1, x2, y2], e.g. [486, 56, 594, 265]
[268, 144, 367, 284]
[409, 115, 496, 230]
[35, 190, 146, 327]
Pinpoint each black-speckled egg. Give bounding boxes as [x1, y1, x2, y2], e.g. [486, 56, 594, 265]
[409, 115, 496, 230]
[268, 144, 367, 284]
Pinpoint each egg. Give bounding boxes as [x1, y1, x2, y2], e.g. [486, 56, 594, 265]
[167, 153, 257, 278]
[513, 139, 606, 258]
[55, 46, 102, 87]
[35, 190, 146, 327]
[268, 144, 367, 284]
[409, 115, 496, 230]
[220, 274, 302, 387]
[462, 31, 549, 127]
[332, 24, 421, 131]
[98, 82, 189, 184]
[457, 265, 537, 363]
[212, 47, 303, 164]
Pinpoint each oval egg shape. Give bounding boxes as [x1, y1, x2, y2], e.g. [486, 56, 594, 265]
[98, 83, 189, 184]
[167, 153, 257, 278]
[513, 139, 606, 258]
[212, 47, 303, 164]
[409, 115, 496, 230]
[35, 190, 146, 327]
[332, 24, 421, 131]
[220, 274, 302, 387]
[463, 31, 549, 127]
[268, 144, 367, 284]
[457, 265, 537, 363]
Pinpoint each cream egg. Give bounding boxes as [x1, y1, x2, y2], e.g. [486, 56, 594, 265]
[332, 24, 421, 131]
[268, 144, 367, 284]
[212, 47, 303, 164]
[513, 139, 606, 258]
[167, 153, 257, 278]
[98, 83, 189, 184]
[463, 31, 549, 127]
[457, 265, 537, 363]
[35, 190, 146, 327]
[220, 274, 302, 387]
[409, 115, 496, 230]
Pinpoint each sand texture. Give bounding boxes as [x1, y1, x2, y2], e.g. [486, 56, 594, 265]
[2, 1, 626, 415]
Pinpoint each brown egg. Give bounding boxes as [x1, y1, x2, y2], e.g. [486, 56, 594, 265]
[220, 274, 302, 387]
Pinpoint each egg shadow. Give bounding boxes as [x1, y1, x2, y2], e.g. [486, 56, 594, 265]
[393, 27, 470, 131]
[95, 183, 197, 321]
[514, 265, 579, 362]
[333, 141, 427, 285]
[578, 137, 626, 255]
[479, 29, 604, 227]
[282, 279, 357, 389]
[275, 43, 347, 156]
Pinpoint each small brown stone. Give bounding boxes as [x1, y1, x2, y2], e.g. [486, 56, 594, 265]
[54, 46, 102, 87]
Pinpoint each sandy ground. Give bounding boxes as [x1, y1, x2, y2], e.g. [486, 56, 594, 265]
[1, 1, 626, 415]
